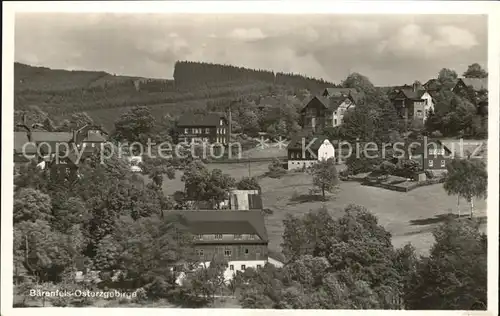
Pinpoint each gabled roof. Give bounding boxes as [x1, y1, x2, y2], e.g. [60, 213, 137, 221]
[406, 138, 452, 155]
[31, 132, 73, 142]
[177, 113, 225, 127]
[458, 78, 488, 91]
[323, 88, 360, 103]
[163, 210, 268, 243]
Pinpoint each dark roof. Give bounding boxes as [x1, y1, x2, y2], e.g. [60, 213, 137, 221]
[459, 78, 488, 91]
[323, 88, 360, 103]
[287, 134, 330, 151]
[405, 138, 452, 154]
[302, 95, 354, 113]
[31, 132, 73, 142]
[84, 133, 107, 142]
[177, 113, 225, 127]
[163, 210, 268, 243]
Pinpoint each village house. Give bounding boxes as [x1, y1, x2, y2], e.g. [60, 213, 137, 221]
[389, 82, 435, 123]
[452, 77, 488, 116]
[287, 134, 339, 170]
[13, 124, 108, 179]
[300, 88, 358, 132]
[164, 210, 276, 281]
[176, 113, 228, 145]
[402, 138, 453, 171]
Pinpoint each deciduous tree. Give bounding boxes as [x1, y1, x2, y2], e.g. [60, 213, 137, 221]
[308, 158, 339, 199]
[444, 159, 487, 218]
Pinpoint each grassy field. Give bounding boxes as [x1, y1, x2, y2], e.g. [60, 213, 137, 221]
[161, 160, 487, 256]
[259, 172, 487, 255]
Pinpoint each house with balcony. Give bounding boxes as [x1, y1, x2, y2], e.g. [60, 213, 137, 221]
[176, 113, 228, 145]
[300, 88, 359, 132]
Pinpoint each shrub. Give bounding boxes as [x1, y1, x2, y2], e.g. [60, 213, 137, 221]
[267, 158, 286, 178]
[430, 130, 443, 138]
[379, 161, 397, 175]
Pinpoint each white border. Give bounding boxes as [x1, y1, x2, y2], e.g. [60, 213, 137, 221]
[2, 2, 499, 316]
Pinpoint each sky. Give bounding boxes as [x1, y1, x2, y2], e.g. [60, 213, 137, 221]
[15, 13, 487, 86]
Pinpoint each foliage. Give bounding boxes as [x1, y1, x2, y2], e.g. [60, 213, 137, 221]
[444, 159, 487, 217]
[236, 177, 261, 191]
[404, 219, 487, 310]
[345, 151, 384, 175]
[308, 158, 339, 199]
[112, 106, 156, 144]
[437, 68, 458, 90]
[463, 63, 488, 79]
[267, 158, 287, 178]
[14, 188, 53, 224]
[181, 257, 228, 305]
[181, 160, 236, 208]
[238, 205, 411, 309]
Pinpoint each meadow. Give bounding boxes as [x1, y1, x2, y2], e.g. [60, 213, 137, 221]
[161, 159, 487, 256]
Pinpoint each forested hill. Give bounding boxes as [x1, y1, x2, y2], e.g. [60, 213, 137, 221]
[173, 61, 337, 92]
[14, 61, 338, 130]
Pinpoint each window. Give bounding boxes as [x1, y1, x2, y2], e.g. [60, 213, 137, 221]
[234, 234, 242, 240]
[206, 128, 210, 134]
[428, 160, 434, 167]
[230, 265, 234, 271]
[215, 234, 223, 240]
[244, 248, 249, 255]
[224, 249, 232, 257]
[220, 119, 224, 126]
[241, 265, 246, 270]
[222, 128, 226, 134]
[334, 119, 338, 126]
[441, 160, 446, 168]
[196, 249, 204, 257]
[249, 234, 256, 240]
[257, 265, 262, 269]
[184, 128, 188, 134]
[416, 110, 423, 117]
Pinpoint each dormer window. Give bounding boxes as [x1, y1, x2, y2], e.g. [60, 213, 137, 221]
[215, 234, 223, 240]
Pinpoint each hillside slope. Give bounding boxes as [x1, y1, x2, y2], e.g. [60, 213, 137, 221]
[14, 61, 336, 131]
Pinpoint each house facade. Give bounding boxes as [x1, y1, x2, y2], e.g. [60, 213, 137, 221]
[389, 85, 434, 123]
[167, 210, 270, 281]
[287, 135, 337, 170]
[13, 124, 108, 178]
[405, 139, 453, 171]
[176, 113, 229, 145]
[301, 88, 358, 132]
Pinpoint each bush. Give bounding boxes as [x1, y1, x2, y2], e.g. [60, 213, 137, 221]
[345, 155, 384, 175]
[430, 131, 443, 138]
[379, 161, 397, 175]
[267, 158, 286, 178]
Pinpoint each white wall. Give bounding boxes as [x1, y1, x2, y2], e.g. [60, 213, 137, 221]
[421, 92, 434, 120]
[318, 140, 335, 161]
[176, 260, 268, 284]
[287, 160, 317, 170]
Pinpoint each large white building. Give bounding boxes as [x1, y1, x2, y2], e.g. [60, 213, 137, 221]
[164, 210, 283, 283]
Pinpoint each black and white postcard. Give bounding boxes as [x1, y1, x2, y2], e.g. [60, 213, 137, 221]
[2, 1, 499, 315]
